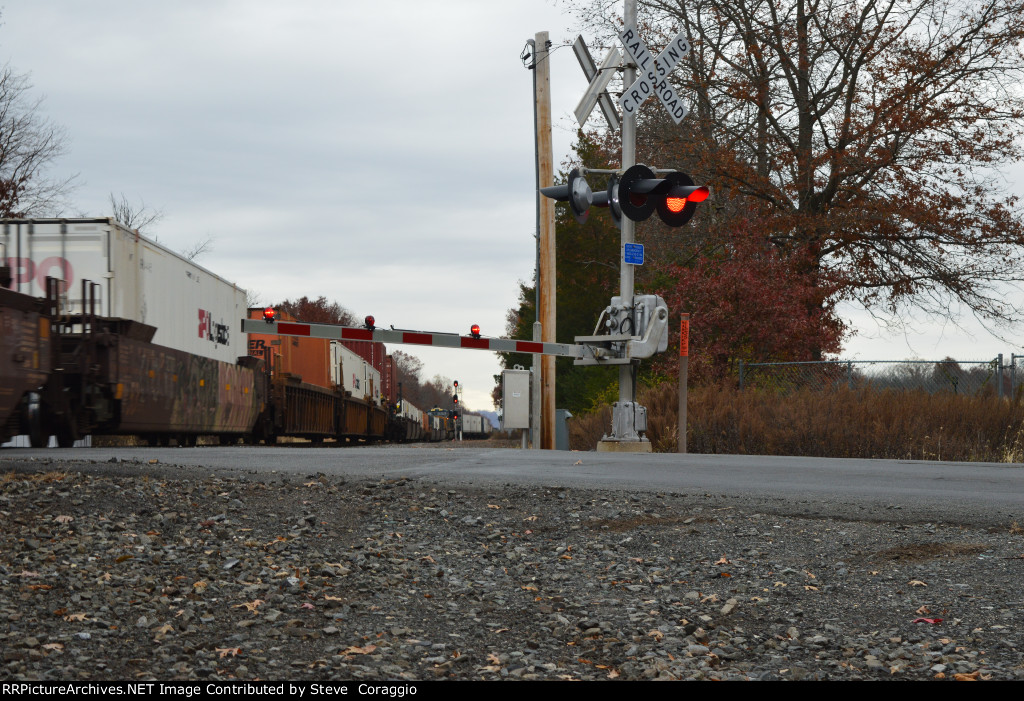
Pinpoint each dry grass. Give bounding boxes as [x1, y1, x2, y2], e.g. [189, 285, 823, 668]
[569, 381, 1024, 462]
[0, 469, 68, 484]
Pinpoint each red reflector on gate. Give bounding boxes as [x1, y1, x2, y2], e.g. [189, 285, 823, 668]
[461, 337, 489, 349]
[516, 341, 543, 353]
[404, 332, 433, 345]
[277, 322, 310, 336]
[340, 328, 373, 341]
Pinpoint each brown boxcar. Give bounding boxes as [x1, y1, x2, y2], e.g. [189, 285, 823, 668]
[0, 286, 52, 444]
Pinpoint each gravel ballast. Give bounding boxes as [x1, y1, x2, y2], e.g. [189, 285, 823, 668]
[2, 457, 1023, 681]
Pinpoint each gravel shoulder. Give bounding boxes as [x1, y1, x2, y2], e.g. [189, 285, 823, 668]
[2, 456, 1023, 681]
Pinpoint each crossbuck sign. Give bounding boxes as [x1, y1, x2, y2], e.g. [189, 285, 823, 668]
[619, 26, 690, 124]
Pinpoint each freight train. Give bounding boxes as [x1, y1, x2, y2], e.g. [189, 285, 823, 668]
[0, 218, 488, 448]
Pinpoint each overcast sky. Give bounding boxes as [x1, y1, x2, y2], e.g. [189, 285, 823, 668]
[3, 0, 1021, 412]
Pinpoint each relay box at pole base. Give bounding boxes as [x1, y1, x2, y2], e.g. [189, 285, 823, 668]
[501, 369, 531, 430]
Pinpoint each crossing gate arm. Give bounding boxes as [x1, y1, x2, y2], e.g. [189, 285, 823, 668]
[240, 319, 593, 359]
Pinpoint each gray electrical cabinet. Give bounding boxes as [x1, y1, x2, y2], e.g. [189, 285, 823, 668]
[501, 369, 531, 430]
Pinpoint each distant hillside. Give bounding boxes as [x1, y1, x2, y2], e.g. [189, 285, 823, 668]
[477, 411, 499, 429]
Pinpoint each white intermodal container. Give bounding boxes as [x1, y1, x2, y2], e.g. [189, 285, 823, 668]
[1, 218, 248, 364]
[330, 340, 382, 404]
[461, 414, 483, 434]
[400, 399, 422, 424]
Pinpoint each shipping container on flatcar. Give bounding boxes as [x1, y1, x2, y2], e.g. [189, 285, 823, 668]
[2, 219, 248, 364]
[247, 308, 331, 388]
[382, 354, 397, 406]
[338, 339, 386, 382]
[330, 341, 381, 404]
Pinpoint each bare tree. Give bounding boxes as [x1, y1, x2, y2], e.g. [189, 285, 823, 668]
[108, 192, 164, 234]
[180, 235, 213, 261]
[0, 63, 75, 215]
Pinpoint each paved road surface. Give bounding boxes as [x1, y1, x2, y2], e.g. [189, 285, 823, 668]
[2, 444, 1021, 526]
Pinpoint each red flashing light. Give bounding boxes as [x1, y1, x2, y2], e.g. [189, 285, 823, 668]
[364, 315, 375, 330]
[470, 324, 481, 339]
[665, 197, 686, 213]
[263, 307, 275, 323]
[687, 186, 710, 203]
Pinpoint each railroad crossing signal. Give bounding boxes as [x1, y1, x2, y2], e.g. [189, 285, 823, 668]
[618, 26, 690, 124]
[572, 36, 622, 131]
[541, 166, 707, 227]
[619, 165, 709, 226]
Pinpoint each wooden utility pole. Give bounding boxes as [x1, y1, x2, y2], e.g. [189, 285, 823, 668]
[535, 31, 556, 450]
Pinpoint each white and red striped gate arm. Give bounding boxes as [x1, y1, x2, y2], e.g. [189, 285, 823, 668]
[240, 318, 592, 359]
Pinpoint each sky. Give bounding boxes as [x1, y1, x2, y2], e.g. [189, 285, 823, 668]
[2, 0, 1022, 413]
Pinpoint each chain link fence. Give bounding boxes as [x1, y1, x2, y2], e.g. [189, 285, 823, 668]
[739, 356, 1022, 398]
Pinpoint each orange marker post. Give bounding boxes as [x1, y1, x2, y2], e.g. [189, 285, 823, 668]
[678, 314, 689, 453]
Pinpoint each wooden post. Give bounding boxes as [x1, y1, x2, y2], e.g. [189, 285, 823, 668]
[678, 313, 689, 453]
[535, 31, 556, 450]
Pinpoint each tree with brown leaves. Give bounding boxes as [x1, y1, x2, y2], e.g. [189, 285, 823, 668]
[577, 0, 1024, 334]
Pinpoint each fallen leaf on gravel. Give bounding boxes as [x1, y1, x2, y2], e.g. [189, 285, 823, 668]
[16, 571, 40, 578]
[63, 613, 87, 622]
[27, 584, 52, 591]
[804, 585, 819, 591]
[487, 653, 500, 664]
[339, 644, 377, 656]
[55, 515, 73, 523]
[910, 580, 927, 587]
[647, 630, 664, 641]
[42, 643, 63, 651]
[525, 516, 539, 522]
[573, 460, 582, 465]
[487, 504, 501, 509]
[217, 648, 241, 658]
[912, 618, 943, 624]
[607, 669, 620, 679]
[193, 581, 208, 592]
[233, 597, 264, 614]
[324, 595, 345, 602]
[916, 605, 931, 614]
[301, 603, 315, 610]
[715, 556, 730, 565]
[774, 582, 787, 587]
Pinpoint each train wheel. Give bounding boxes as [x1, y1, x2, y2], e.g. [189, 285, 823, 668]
[56, 427, 76, 448]
[26, 393, 47, 448]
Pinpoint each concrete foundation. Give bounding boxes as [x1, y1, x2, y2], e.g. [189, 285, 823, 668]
[596, 439, 653, 453]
